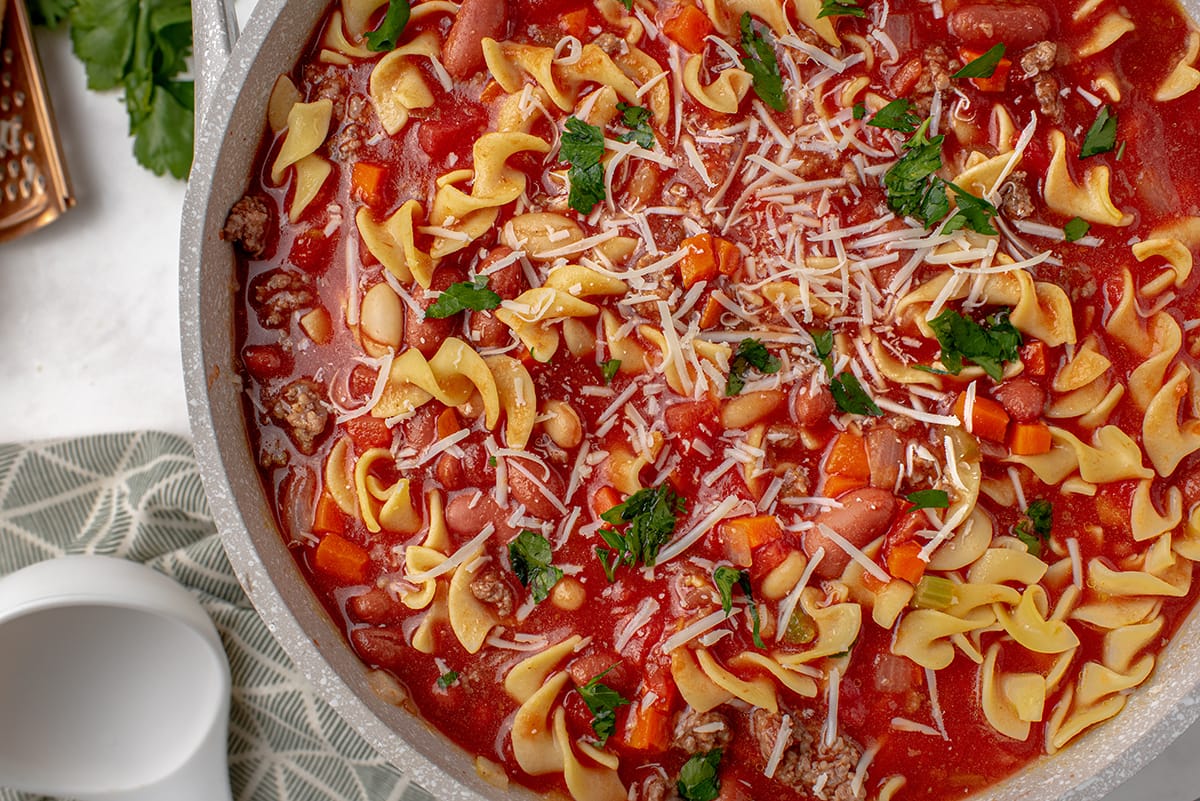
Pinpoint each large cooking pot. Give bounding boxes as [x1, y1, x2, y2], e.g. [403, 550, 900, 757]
[179, 2, 1200, 800]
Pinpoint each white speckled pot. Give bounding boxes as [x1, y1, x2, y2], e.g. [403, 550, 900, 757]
[180, 2, 1200, 800]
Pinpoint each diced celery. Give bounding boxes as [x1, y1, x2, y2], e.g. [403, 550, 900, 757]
[913, 576, 956, 610]
[784, 609, 817, 644]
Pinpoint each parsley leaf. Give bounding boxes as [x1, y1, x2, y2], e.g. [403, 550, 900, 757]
[617, 102, 655, 149]
[508, 530, 563, 603]
[601, 358, 622, 384]
[810, 328, 835, 375]
[365, 0, 411, 51]
[831, 372, 882, 416]
[952, 43, 1007, 79]
[1081, 106, 1118, 158]
[868, 98, 921, 133]
[726, 338, 782, 396]
[620, 0, 633, 9]
[884, 119, 948, 227]
[713, 566, 765, 649]
[425, 276, 502, 318]
[1014, 499, 1053, 557]
[818, 0, 866, 17]
[906, 489, 950, 511]
[928, 308, 1022, 381]
[437, 670, 459, 689]
[1064, 217, 1091, 242]
[852, 102, 867, 120]
[739, 13, 786, 112]
[678, 749, 723, 801]
[28, 0, 77, 27]
[596, 485, 687, 578]
[561, 117, 607, 214]
[577, 668, 630, 746]
[943, 182, 999, 236]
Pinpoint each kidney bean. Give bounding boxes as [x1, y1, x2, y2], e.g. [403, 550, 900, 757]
[408, 268, 466, 358]
[508, 461, 565, 519]
[866, 426, 904, 490]
[397, 405, 439, 451]
[446, 491, 510, 535]
[568, 650, 633, 694]
[804, 488, 898, 578]
[348, 587, 407, 625]
[351, 627, 408, 669]
[436, 453, 467, 490]
[948, 4, 1052, 49]
[242, 344, 292, 380]
[468, 311, 511, 348]
[482, 246, 526, 299]
[442, 0, 507, 80]
[993, 377, 1046, 423]
[791, 381, 836, 427]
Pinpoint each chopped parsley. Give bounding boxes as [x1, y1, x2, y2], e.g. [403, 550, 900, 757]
[726, 338, 782, 396]
[928, 308, 1022, 381]
[596, 485, 687, 580]
[868, 98, 921, 133]
[713, 566, 765, 649]
[620, 0, 633, 10]
[1081, 106, 1118, 158]
[487, 456, 498, 467]
[810, 328, 835, 374]
[884, 119, 949, 228]
[944, 182, 999, 236]
[952, 43, 1007, 79]
[425, 276, 502, 318]
[508, 530, 563, 603]
[678, 749, 723, 801]
[906, 489, 950, 511]
[601, 358, 622, 384]
[830, 372, 882, 417]
[818, 0, 866, 18]
[436, 670, 459, 689]
[1064, 217, 1091, 242]
[852, 102, 867, 120]
[1014, 499, 1053, 557]
[577, 668, 630, 746]
[561, 116, 607, 215]
[739, 13, 786, 112]
[365, 0, 411, 51]
[616, 102, 655, 149]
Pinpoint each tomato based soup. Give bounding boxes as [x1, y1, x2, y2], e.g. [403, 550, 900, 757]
[228, 0, 1200, 799]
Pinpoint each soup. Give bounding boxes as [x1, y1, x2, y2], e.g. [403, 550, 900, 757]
[226, 1, 1200, 799]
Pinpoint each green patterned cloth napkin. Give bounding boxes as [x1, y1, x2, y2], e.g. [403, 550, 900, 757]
[0, 431, 431, 801]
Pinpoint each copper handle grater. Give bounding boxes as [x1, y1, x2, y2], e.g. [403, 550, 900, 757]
[0, 0, 74, 243]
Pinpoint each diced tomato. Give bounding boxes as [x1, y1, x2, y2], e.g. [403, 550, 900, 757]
[436, 408, 462, 439]
[664, 398, 718, 433]
[719, 516, 783, 567]
[288, 228, 337, 275]
[959, 49, 1013, 93]
[1020, 341, 1048, 377]
[350, 364, 380, 399]
[559, 7, 591, 37]
[417, 101, 487, 162]
[749, 539, 793, 583]
[885, 509, 928, 551]
[345, 415, 392, 451]
[241, 344, 292, 380]
[312, 492, 345, 536]
[592, 485, 623, 517]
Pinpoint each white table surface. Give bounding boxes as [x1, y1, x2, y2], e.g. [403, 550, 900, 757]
[1, 16, 1199, 801]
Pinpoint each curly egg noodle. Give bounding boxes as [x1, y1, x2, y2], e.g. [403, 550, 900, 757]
[230, 0, 1200, 799]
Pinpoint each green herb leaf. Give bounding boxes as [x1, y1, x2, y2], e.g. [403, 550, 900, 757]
[810, 328, 835, 375]
[678, 749, 723, 801]
[852, 102, 867, 120]
[1116, 140, 1127, 160]
[425, 276, 502, 318]
[561, 117, 607, 214]
[1014, 499, 1053, 557]
[927, 308, 1022, 381]
[601, 358, 622, 384]
[868, 98, 921, 133]
[943, 182, 999, 236]
[831, 372, 882, 416]
[884, 119, 949, 227]
[508, 530, 563, 603]
[578, 669, 630, 746]
[952, 43, 1007, 79]
[29, 0, 77, 27]
[437, 670, 458, 689]
[739, 13, 786, 112]
[596, 485, 687, 578]
[365, 0, 411, 52]
[620, 0, 633, 10]
[616, 102, 655, 149]
[488, 456, 498, 467]
[130, 80, 195, 179]
[726, 338, 782, 396]
[713, 567, 765, 648]
[818, 0, 866, 18]
[1064, 217, 1091, 242]
[906, 489, 950, 511]
[1081, 106, 1118, 158]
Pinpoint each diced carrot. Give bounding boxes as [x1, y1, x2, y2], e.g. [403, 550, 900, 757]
[436, 407, 462, 439]
[860, 569, 887, 593]
[1021, 341, 1048, 377]
[953, 392, 1010, 443]
[312, 492, 345, 536]
[351, 162, 388, 208]
[678, 233, 719, 288]
[959, 49, 1013, 93]
[624, 694, 672, 752]
[314, 533, 371, 585]
[822, 474, 868, 499]
[480, 80, 506, 104]
[887, 540, 927, 584]
[559, 7, 590, 38]
[699, 295, 723, 329]
[662, 4, 713, 54]
[714, 236, 741, 277]
[592, 486, 623, 517]
[824, 431, 871, 480]
[718, 524, 753, 567]
[1008, 420, 1053, 455]
[345, 415, 392, 451]
[726, 516, 783, 549]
